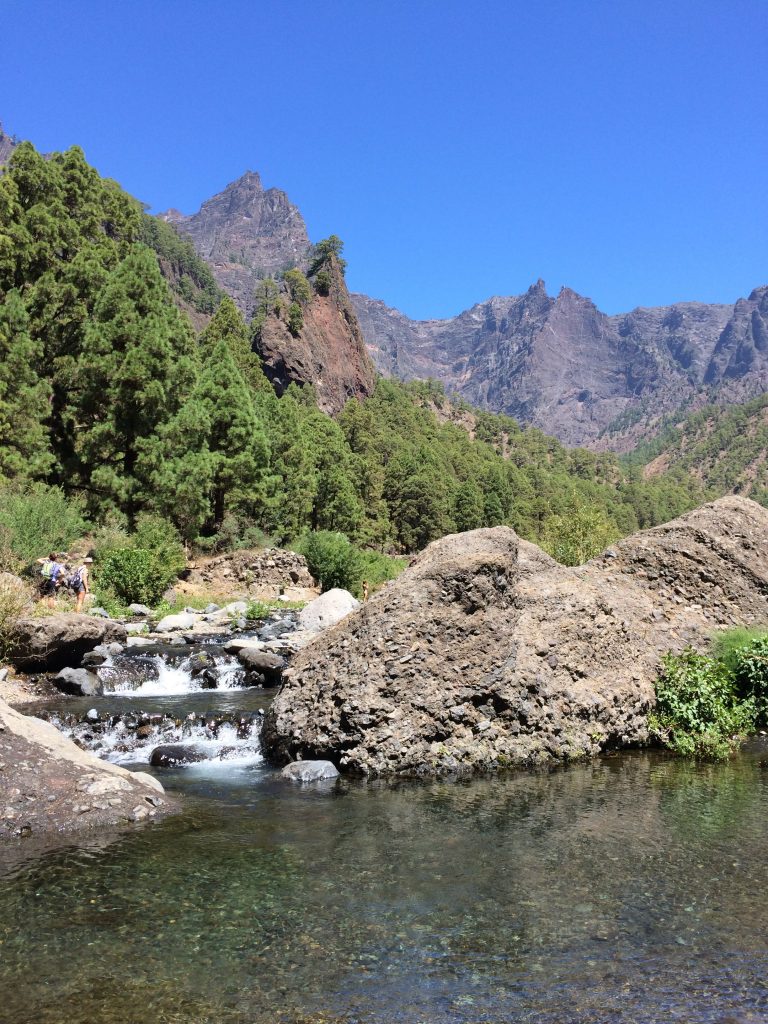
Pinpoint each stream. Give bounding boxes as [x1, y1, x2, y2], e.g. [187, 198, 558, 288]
[1, 617, 768, 1023]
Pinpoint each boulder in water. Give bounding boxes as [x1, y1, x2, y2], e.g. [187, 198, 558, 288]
[54, 667, 104, 697]
[282, 760, 340, 783]
[155, 611, 197, 632]
[9, 614, 127, 671]
[263, 498, 768, 776]
[149, 744, 209, 767]
[236, 649, 285, 686]
[298, 589, 359, 634]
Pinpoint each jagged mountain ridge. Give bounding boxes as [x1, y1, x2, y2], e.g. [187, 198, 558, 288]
[353, 283, 768, 449]
[160, 171, 310, 317]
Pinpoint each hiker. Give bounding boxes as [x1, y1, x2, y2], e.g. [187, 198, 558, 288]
[37, 552, 66, 609]
[362, 579, 369, 602]
[68, 557, 93, 613]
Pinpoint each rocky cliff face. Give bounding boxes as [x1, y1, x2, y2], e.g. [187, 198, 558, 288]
[255, 257, 377, 414]
[160, 171, 310, 317]
[0, 122, 18, 165]
[353, 283, 768, 449]
[262, 496, 768, 776]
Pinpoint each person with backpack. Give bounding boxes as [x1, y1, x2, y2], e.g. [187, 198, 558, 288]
[37, 552, 65, 608]
[68, 557, 93, 613]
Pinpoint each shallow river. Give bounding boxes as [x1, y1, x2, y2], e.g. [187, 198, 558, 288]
[2, 646, 768, 1023]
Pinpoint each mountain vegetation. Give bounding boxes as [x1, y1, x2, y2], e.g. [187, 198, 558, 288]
[0, 139, 719, 577]
[628, 394, 768, 506]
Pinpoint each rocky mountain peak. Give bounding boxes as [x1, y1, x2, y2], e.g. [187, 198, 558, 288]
[158, 172, 311, 315]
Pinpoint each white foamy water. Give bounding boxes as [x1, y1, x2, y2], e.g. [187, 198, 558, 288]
[104, 654, 245, 697]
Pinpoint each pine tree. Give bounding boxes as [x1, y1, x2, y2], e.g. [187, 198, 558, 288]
[73, 246, 196, 517]
[199, 295, 270, 394]
[193, 340, 270, 530]
[0, 289, 52, 479]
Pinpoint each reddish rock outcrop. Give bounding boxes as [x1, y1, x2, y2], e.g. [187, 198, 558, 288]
[256, 257, 377, 414]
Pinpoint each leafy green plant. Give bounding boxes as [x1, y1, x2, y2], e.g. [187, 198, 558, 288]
[712, 626, 768, 677]
[0, 483, 87, 570]
[296, 531, 363, 594]
[95, 548, 178, 606]
[733, 635, 768, 724]
[649, 648, 755, 760]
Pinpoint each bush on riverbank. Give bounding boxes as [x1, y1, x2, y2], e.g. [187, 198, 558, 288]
[0, 483, 87, 572]
[650, 630, 768, 759]
[296, 530, 406, 597]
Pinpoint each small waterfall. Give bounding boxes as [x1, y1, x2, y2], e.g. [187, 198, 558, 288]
[98, 649, 246, 696]
[41, 708, 264, 767]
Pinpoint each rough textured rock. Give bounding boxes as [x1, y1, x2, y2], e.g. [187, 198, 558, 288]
[0, 122, 17, 166]
[298, 588, 360, 633]
[353, 281, 768, 449]
[281, 760, 340, 783]
[160, 171, 310, 316]
[262, 497, 768, 776]
[181, 547, 317, 602]
[10, 614, 127, 671]
[255, 256, 378, 414]
[0, 696, 172, 840]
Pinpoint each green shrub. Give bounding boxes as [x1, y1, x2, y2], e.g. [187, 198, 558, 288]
[131, 514, 186, 577]
[733, 635, 768, 725]
[95, 548, 178, 606]
[0, 483, 87, 571]
[649, 648, 755, 760]
[358, 549, 408, 594]
[297, 531, 407, 597]
[296, 531, 363, 593]
[712, 626, 768, 677]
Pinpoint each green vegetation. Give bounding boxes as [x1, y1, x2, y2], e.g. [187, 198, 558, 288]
[0, 573, 29, 660]
[0, 139, 718, 593]
[626, 394, 768, 508]
[0, 483, 86, 571]
[95, 547, 178, 607]
[296, 530, 405, 597]
[650, 629, 768, 759]
[138, 215, 221, 315]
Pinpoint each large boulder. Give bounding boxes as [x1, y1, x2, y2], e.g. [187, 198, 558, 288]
[154, 612, 197, 632]
[281, 760, 340, 783]
[9, 614, 127, 672]
[298, 588, 359, 633]
[236, 648, 285, 687]
[0, 696, 174, 840]
[262, 498, 768, 776]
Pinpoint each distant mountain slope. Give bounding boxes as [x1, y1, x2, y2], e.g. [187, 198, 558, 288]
[0, 122, 17, 165]
[160, 171, 310, 317]
[632, 393, 768, 505]
[353, 284, 768, 449]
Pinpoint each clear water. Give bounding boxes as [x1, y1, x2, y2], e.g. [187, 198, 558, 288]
[2, 700, 768, 1023]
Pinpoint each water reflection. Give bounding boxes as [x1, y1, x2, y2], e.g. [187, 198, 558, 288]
[2, 747, 768, 1022]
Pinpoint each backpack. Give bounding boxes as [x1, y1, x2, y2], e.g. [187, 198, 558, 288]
[41, 560, 63, 582]
[67, 568, 83, 590]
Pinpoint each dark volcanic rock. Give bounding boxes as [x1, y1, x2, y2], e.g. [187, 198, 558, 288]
[160, 171, 310, 317]
[353, 281, 768, 449]
[10, 614, 127, 671]
[54, 667, 103, 698]
[262, 497, 768, 776]
[149, 744, 209, 768]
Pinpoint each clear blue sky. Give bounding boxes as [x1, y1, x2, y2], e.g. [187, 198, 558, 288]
[2, 0, 766, 319]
